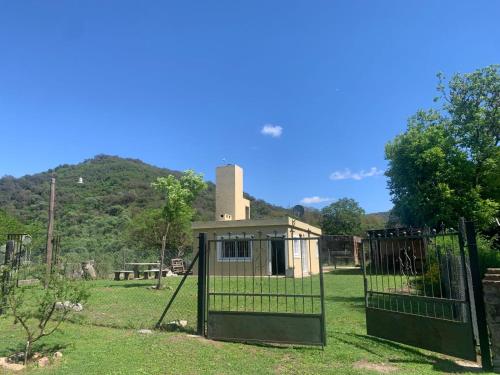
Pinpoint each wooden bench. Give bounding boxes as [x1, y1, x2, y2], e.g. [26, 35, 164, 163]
[149, 269, 171, 279]
[142, 270, 158, 280]
[114, 270, 133, 281]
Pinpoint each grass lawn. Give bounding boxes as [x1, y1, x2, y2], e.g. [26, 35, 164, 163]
[0, 269, 491, 374]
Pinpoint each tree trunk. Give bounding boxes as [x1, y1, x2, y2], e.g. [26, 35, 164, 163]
[156, 233, 167, 290]
[24, 339, 31, 365]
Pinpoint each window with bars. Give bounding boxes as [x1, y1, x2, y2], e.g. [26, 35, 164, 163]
[218, 239, 252, 260]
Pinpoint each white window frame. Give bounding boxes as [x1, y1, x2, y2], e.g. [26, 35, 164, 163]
[293, 238, 302, 258]
[301, 237, 309, 274]
[216, 236, 252, 262]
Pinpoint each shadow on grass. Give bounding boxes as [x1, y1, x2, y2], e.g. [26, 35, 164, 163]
[156, 324, 197, 335]
[335, 332, 482, 373]
[325, 296, 365, 308]
[0, 342, 69, 359]
[103, 282, 172, 289]
[211, 339, 322, 351]
[326, 268, 363, 276]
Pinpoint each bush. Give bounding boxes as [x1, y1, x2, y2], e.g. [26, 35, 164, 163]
[477, 235, 500, 278]
[3, 272, 89, 364]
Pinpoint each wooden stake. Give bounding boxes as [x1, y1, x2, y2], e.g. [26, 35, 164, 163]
[157, 235, 166, 290]
[45, 176, 56, 287]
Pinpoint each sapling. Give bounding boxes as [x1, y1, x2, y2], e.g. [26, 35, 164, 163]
[4, 272, 89, 365]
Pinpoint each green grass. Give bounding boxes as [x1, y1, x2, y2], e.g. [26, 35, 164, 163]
[68, 277, 199, 330]
[0, 269, 492, 374]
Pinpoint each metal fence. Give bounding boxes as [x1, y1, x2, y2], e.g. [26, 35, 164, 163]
[320, 235, 361, 268]
[361, 221, 492, 366]
[1, 233, 44, 315]
[362, 227, 469, 321]
[0, 232, 200, 331]
[205, 235, 326, 346]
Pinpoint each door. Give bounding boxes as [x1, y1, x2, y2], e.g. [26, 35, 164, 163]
[271, 239, 286, 275]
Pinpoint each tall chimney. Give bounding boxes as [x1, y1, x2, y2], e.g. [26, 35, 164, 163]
[215, 165, 250, 221]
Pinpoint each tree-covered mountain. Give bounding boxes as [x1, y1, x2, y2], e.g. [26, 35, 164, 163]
[0, 155, 389, 269]
[0, 155, 295, 257]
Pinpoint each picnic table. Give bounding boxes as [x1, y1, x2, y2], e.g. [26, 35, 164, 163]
[125, 262, 160, 279]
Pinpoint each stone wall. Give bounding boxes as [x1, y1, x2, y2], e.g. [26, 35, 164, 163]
[483, 268, 500, 371]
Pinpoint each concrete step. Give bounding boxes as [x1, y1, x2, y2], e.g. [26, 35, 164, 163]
[483, 273, 500, 281]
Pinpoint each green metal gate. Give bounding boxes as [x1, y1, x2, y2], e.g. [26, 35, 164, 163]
[361, 220, 491, 367]
[204, 234, 326, 346]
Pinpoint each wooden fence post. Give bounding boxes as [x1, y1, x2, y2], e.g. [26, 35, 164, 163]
[45, 176, 56, 288]
[156, 235, 166, 289]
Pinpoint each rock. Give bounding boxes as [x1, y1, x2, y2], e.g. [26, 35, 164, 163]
[55, 301, 65, 310]
[0, 357, 24, 372]
[32, 352, 42, 360]
[7, 352, 25, 363]
[137, 329, 153, 335]
[37, 357, 50, 367]
[53, 351, 63, 359]
[55, 301, 84, 312]
[167, 320, 188, 329]
[82, 261, 97, 280]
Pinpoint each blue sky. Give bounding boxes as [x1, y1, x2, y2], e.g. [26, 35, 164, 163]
[0, 1, 499, 213]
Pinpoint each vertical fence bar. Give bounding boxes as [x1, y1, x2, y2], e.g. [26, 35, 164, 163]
[458, 222, 474, 327]
[361, 239, 369, 309]
[464, 220, 492, 370]
[0, 239, 14, 316]
[197, 233, 207, 336]
[318, 237, 327, 347]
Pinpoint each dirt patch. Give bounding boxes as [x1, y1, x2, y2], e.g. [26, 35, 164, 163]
[165, 334, 190, 344]
[164, 333, 225, 348]
[191, 336, 225, 348]
[354, 360, 398, 374]
[0, 357, 25, 372]
[274, 354, 291, 374]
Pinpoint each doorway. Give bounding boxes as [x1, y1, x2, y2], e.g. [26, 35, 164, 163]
[270, 239, 286, 275]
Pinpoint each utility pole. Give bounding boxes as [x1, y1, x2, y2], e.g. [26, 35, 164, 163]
[45, 176, 56, 287]
[156, 235, 166, 290]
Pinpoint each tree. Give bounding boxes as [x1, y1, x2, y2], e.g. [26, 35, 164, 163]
[361, 213, 388, 232]
[385, 65, 499, 230]
[321, 198, 365, 235]
[0, 210, 25, 244]
[151, 170, 207, 287]
[4, 273, 89, 364]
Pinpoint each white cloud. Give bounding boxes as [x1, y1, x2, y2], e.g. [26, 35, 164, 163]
[300, 196, 333, 205]
[261, 124, 283, 138]
[329, 167, 385, 181]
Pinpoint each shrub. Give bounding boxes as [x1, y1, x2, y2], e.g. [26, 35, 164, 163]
[4, 272, 89, 364]
[477, 235, 500, 278]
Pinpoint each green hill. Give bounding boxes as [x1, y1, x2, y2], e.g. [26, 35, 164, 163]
[0, 155, 293, 258]
[0, 155, 389, 268]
